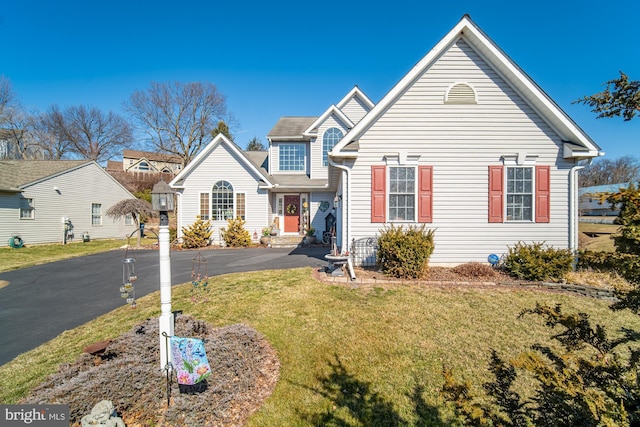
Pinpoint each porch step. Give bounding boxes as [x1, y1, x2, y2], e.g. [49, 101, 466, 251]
[268, 235, 305, 248]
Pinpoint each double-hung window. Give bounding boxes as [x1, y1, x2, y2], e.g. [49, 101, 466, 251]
[371, 165, 433, 223]
[199, 193, 210, 220]
[488, 164, 550, 223]
[91, 203, 102, 226]
[389, 167, 415, 221]
[279, 143, 305, 171]
[506, 167, 533, 221]
[20, 198, 35, 219]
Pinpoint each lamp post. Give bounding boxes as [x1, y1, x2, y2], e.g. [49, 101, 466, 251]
[151, 180, 175, 371]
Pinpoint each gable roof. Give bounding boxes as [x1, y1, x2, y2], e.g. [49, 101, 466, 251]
[303, 106, 354, 137]
[336, 86, 375, 110]
[267, 117, 317, 141]
[123, 149, 182, 164]
[331, 14, 601, 159]
[169, 135, 273, 188]
[0, 160, 91, 192]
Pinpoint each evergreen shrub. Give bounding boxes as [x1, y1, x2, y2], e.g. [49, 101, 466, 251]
[503, 241, 573, 282]
[376, 224, 435, 279]
[222, 217, 252, 247]
[181, 216, 212, 249]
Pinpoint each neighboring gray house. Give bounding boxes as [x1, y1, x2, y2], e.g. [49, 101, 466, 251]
[0, 160, 137, 246]
[171, 15, 602, 265]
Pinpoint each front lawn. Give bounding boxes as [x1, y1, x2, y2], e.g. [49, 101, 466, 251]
[1, 268, 637, 425]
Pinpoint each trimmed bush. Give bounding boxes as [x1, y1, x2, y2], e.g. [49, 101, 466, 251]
[376, 224, 435, 279]
[221, 217, 252, 247]
[181, 216, 212, 249]
[578, 249, 640, 285]
[503, 241, 573, 282]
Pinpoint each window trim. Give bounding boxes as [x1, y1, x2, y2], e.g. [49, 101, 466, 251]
[19, 197, 35, 220]
[388, 166, 417, 222]
[211, 180, 234, 221]
[371, 165, 432, 223]
[278, 143, 306, 172]
[322, 128, 343, 166]
[91, 203, 102, 226]
[488, 164, 550, 223]
[199, 192, 210, 220]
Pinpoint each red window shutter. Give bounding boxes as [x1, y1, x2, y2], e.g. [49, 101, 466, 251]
[535, 166, 550, 223]
[371, 166, 386, 223]
[488, 166, 504, 223]
[418, 166, 433, 222]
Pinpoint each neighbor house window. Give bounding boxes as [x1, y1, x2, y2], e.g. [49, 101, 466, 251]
[138, 161, 149, 171]
[212, 181, 234, 220]
[20, 198, 35, 219]
[91, 203, 102, 226]
[199, 193, 210, 220]
[125, 213, 134, 226]
[236, 193, 246, 220]
[389, 167, 415, 221]
[323, 128, 343, 166]
[506, 167, 533, 221]
[279, 143, 305, 171]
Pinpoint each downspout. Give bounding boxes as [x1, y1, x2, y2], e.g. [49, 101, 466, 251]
[569, 157, 596, 256]
[327, 156, 351, 253]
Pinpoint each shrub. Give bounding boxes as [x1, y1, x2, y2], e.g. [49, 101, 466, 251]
[452, 262, 499, 280]
[376, 224, 435, 279]
[503, 241, 573, 282]
[222, 217, 252, 247]
[181, 216, 212, 249]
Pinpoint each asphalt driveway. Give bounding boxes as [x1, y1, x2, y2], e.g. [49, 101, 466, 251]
[0, 245, 328, 366]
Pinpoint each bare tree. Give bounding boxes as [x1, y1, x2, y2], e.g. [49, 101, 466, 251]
[579, 155, 640, 187]
[106, 198, 156, 246]
[41, 105, 132, 163]
[124, 81, 229, 167]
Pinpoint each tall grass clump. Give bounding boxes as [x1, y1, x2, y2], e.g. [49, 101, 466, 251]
[376, 224, 434, 279]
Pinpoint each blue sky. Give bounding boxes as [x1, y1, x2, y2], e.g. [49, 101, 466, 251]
[2, 0, 639, 160]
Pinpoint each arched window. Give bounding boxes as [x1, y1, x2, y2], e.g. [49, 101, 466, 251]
[323, 128, 343, 166]
[138, 161, 150, 171]
[212, 181, 234, 221]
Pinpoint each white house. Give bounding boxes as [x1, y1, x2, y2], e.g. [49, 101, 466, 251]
[0, 160, 137, 246]
[171, 15, 602, 265]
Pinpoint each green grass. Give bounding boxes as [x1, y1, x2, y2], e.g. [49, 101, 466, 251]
[0, 238, 157, 273]
[1, 268, 638, 426]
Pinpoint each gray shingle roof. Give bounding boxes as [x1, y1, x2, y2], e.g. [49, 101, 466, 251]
[0, 160, 90, 191]
[267, 117, 317, 141]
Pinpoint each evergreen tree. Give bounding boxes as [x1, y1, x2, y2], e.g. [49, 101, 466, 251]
[181, 216, 212, 249]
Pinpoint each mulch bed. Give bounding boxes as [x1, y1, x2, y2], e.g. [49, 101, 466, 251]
[20, 315, 280, 426]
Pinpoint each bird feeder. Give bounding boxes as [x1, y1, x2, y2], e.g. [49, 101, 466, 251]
[120, 255, 137, 308]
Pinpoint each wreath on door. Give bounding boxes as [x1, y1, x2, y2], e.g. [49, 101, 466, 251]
[286, 203, 297, 215]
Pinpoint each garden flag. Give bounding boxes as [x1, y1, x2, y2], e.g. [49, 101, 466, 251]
[169, 337, 211, 385]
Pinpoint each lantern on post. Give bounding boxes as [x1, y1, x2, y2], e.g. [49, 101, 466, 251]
[151, 180, 176, 371]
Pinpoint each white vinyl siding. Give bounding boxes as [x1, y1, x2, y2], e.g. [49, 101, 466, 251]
[347, 39, 572, 265]
[174, 141, 268, 245]
[339, 96, 371, 124]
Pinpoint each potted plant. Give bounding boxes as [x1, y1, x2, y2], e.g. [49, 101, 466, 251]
[305, 226, 316, 244]
[260, 227, 271, 245]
